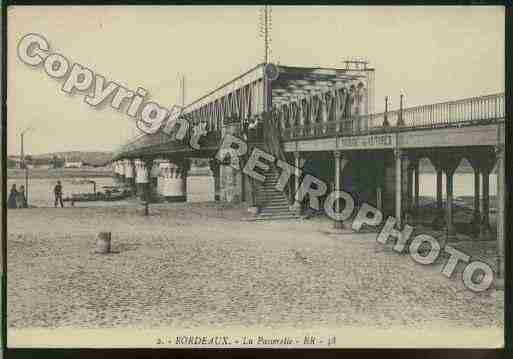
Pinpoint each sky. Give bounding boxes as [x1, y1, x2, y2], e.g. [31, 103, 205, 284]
[7, 6, 504, 155]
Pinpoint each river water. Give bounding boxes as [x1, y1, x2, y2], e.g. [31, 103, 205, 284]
[7, 173, 497, 208]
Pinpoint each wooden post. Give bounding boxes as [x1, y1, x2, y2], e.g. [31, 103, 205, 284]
[95, 232, 111, 254]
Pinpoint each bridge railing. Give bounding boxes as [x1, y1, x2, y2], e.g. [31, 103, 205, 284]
[281, 93, 504, 140]
[114, 93, 504, 158]
[112, 124, 224, 160]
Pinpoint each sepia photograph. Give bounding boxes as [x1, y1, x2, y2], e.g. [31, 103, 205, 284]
[4, 5, 506, 348]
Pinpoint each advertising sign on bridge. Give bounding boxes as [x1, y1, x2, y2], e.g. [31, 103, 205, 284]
[338, 134, 395, 150]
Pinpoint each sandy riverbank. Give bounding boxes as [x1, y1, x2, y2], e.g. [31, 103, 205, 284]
[7, 202, 502, 348]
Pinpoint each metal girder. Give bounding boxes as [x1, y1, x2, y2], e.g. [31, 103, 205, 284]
[114, 63, 375, 159]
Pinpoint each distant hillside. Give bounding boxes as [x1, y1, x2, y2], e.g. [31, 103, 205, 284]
[32, 151, 113, 166]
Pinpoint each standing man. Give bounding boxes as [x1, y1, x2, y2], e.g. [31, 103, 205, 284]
[248, 117, 259, 141]
[54, 180, 64, 208]
[16, 185, 27, 208]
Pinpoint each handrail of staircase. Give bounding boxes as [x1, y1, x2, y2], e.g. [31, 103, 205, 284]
[262, 111, 290, 201]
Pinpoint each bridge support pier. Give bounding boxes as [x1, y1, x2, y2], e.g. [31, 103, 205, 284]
[467, 148, 496, 240]
[394, 149, 404, 228]
[333, 150, 349, 229]
[413, 158, 420, 213]
[445, 168, 456, 238]
[290, 151, 302, 213]
[405, 157, 415, 221]
[158, 160, 188, 202]
[394, 148, 406, 228]
[209, 159, 221, 201]
[220, 161, 242, 203]
[134, 159, 150, 200]
[124, 159, 136, 194]
[473, 167, 482, 233]
[480, 168, 492, 240]
[439, 154, 462, 240]
[406, 159, 413, 212]
[118, 161, 126, 184]
[428, 155, 446, 229]
[149, 160, 160, 201]
[112, 161, 122, 185]
[467, 157, 482, 234]
[179, 159, 190, 201]
[219, 121, 243, 203]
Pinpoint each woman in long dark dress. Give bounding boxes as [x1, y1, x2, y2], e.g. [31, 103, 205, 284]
[7, 184, 18, 208]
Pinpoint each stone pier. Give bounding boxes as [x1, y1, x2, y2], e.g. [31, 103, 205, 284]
[209, 159, 221, 201]
[124, 159, 135, 193]
[157, 161, 188, 202]
[219, 120, 244, 203]
[134, 159, 149, 199]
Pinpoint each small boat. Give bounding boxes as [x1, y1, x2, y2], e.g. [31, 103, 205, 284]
[70, 178, 95, 185]
[63, 185, 132, 205]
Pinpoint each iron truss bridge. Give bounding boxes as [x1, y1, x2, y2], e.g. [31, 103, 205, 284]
[113, 63, 504, 160]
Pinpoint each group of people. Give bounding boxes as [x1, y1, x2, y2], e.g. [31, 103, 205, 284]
[7, 184, 27, 209]
[7, 180, 64, 209]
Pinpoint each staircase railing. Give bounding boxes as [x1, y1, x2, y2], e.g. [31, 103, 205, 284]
[262, 111, 290, 201]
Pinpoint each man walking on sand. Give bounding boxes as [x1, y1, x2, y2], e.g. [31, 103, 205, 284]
[54, 180, 64, 208]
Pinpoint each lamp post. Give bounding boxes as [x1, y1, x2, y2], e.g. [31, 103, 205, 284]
[383, 96, 390, 127]
[20, 126, 34, 207]
[397, 90, 405, 127]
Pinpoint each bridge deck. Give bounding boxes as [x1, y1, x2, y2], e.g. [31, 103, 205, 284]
[283, 123, 504, 153]
[113, 62, 504, 160]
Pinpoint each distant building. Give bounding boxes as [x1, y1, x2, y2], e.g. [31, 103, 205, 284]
[64, 161, 83, 168]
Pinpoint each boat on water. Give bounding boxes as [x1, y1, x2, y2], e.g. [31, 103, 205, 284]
[70, 178, 96, 185]
[63, 185, 133, 205]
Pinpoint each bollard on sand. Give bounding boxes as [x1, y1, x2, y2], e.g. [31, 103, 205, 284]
[95, 232, 111, 254]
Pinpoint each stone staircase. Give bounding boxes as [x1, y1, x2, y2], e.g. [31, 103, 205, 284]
[246, 116, 301, 221]
[252, 164, 301, 221]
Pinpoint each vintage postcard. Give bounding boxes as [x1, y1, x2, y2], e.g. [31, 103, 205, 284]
[4, 5, 505, 348]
